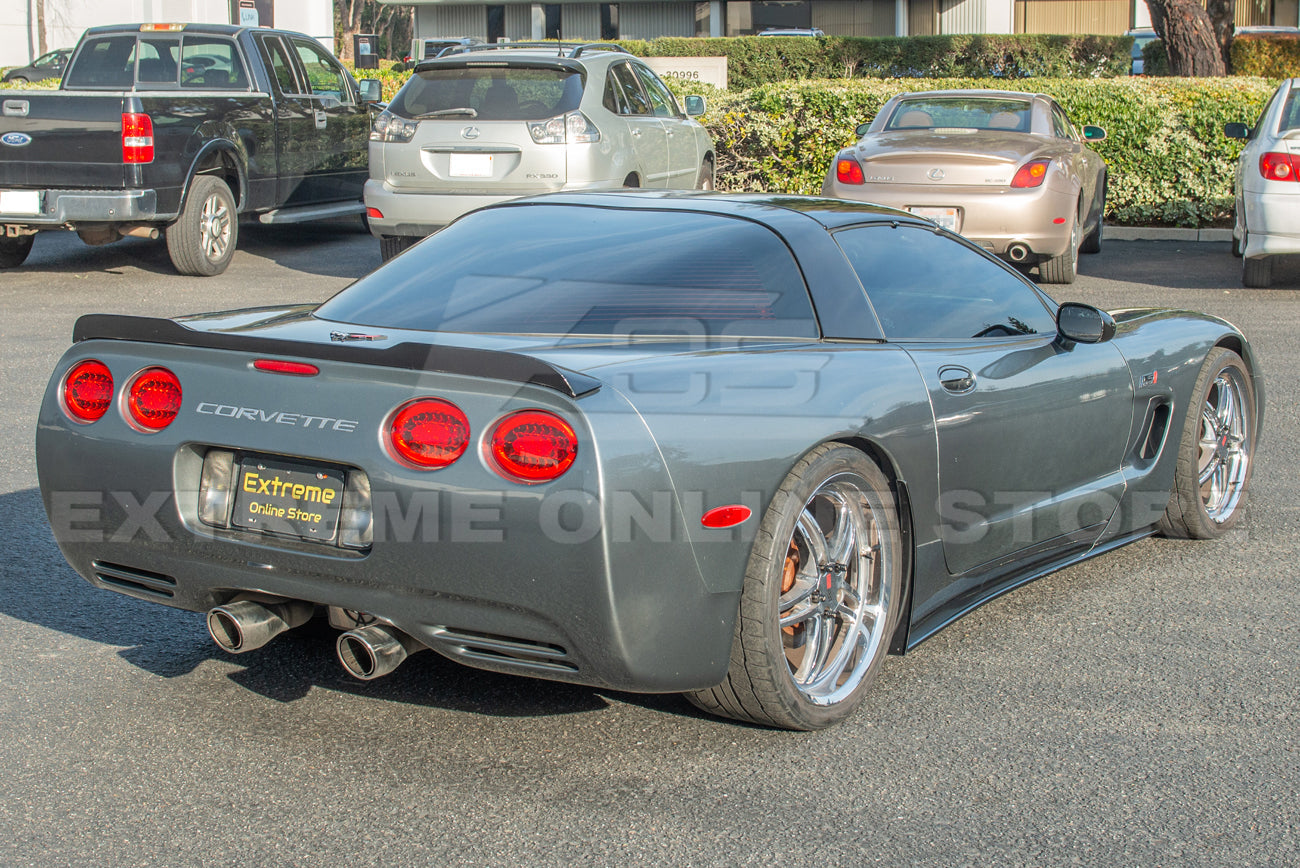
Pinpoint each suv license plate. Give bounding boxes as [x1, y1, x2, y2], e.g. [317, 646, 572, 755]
[0, 190, 41, 215]
[230, 457, 345, 542]
[449, 153, 494, 178]
[908, 206, 960, 233]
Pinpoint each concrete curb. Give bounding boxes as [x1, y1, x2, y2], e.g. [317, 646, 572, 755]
[1103, 226, 1233, 242]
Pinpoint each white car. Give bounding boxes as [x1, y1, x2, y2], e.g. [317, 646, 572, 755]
[365, 42, 715, 260]
[1226, 77, 1300, 287]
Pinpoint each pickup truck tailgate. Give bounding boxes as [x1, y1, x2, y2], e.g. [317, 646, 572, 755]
[0, 92, 129, 188]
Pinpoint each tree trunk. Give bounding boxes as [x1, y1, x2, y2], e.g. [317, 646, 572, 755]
[1204, 0, 1236, 72]
[1146, 0, 1227, 76]
[36, 0, 47, 55]
[336, 0, 365, 63]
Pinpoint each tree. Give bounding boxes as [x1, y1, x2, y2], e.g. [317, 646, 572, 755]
[1144, 0, 1235, 76]
[336, 0, 414, 63]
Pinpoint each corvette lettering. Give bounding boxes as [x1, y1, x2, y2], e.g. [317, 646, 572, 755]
[195, 402, 358, 432]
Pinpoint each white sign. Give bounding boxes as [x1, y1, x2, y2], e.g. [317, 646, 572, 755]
[644, 57, 728, 91]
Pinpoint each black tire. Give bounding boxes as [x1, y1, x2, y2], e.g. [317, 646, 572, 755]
[1038, 207, 1080, 284]
[1231, 210, 1244, 258]
[687, 444, 903, 731]
[379, 235, 417, 262]
[1157, 348, 1255, 540]
[166, 175, 237, 276]
[0, 234, 34, 268]
[696, 158, 715, 191]
[1080, 180, 1105, 255]
[1243, 254, 1272, 288]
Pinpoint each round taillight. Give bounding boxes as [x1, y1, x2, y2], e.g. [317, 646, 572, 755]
[388, 398, 470, 469]
[489, 410, 578, 484]
[126, 367, 182, 431]
[63, 360, 114, 422]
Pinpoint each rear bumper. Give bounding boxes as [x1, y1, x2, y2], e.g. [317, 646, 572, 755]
[0, 188, 160, 226]
[1243, 189, 1300, 258]
[822, 181, 1077, 259]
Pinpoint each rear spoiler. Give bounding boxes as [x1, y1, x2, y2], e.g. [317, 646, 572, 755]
[72, 314, 602, 399]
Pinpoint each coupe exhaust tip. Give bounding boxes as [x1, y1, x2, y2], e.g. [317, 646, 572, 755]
[207, 600, 313, 654]
[336, 624, 421, 680]
[1006, 243, 1030, 262]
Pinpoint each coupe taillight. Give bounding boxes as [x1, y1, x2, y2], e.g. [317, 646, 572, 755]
[488, 410, 578, 484]
[836, 157, 865, 185]
[126, 367, 182, 431]
[1260, 151, 1300, 181]
[122, 113, 154, 164]
[62, 360, 114, 423]
[388, 398, 470, 469]
[1011, 159, 1050, 188]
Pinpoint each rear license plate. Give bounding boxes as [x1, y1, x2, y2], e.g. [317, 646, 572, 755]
[449, 153, 494, 178]
[230, 457, 345, 542]
[908, 206, 960, 233]
[0, 189, 41, 215]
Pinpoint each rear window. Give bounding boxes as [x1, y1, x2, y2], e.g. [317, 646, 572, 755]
[389, 66, 584, 121]
[316, 204, 818, 339]
[886, 97, 1032, 133]
[64, 35, 140, 88]
[65, 34, 247, 89]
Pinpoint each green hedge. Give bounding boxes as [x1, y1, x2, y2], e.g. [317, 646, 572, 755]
[1232, 33, 1300, 77]
[695, 77, 1275, 227]
[616, 35, 1131, 88]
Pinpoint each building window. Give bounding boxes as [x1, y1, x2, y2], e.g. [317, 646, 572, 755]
[545, 4, 563, 39]
[487, 5, 505, 43]
[601, 4, 620, 40]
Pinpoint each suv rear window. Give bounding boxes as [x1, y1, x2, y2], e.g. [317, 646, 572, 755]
[389, 66, 584, 121]
[316, 204, 818, 338]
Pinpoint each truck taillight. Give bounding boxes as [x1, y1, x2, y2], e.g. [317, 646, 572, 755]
[1260, 152, 1300, 181]
[122, 113, 154, 164]
[488, 410, 578, 484]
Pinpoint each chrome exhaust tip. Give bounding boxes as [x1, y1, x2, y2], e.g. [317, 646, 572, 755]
[1006, 243, 1030, 262]
[207, 600, 313, 654]
[336, 624, 421, 680]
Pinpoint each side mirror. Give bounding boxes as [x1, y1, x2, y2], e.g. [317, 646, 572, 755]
[855, 122, 871, 138]
[1224, 122, 1250, 139]
[683, 95, 706, 117]
[1057, 302, 1116, 344]
[358, 79, 382, 104]
[1082, 125, 1106, 141]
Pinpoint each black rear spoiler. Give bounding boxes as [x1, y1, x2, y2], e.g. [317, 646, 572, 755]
[72, 314, 602, 399]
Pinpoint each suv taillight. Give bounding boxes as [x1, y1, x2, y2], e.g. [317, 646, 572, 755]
[488, 410, 578, 483]
[62, 360, 114, 423]
[1260, 151, 1300, 181]
[528, 111, 599, 145]
[371, 110, 418, 143]
[125, 367, 182, 431]
[122, 112, 154, 164]
[387, 398, 470, 469]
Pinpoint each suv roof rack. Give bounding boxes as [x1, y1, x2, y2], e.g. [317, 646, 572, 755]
[442, 41, 630, 59]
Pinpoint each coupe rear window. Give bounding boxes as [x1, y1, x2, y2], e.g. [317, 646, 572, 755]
[886, 98, 1031, 133]
[316, 204, 818, 338]
[389, 66, 584, 121]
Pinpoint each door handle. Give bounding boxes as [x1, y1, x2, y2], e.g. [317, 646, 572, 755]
[939, 365, 976, 394]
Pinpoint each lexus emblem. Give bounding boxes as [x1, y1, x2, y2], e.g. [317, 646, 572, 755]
[927, 168, 945, 181]
[1, 132, 31, 147]
[461, 126, 480, 140]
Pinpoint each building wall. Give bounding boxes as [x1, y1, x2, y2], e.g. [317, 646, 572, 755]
[417, 3, 487, 38]
[2, 0, 334, 68]
[812, 0, 896, 36]
[619, 2, 695, 38]
[1013, 0, 1130, 33]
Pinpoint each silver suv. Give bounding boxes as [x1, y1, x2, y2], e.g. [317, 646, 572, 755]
[364, 43, 715, 260]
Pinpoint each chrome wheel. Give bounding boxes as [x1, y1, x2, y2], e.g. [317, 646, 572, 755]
[779, 472, 892, 707]
[1197, 365, 1251, 523]
[200, 191, 233, 263]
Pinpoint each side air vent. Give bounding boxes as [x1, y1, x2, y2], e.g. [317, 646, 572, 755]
[432, 627, 576, 674]
[1138, 400, 1172, 463]
[92, 561, 177, 598]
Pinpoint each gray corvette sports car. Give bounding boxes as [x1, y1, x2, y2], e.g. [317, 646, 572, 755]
[37, 192, 1261, 730]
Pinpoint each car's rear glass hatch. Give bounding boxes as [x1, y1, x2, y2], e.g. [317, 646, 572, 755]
[390, 66, 584, 121]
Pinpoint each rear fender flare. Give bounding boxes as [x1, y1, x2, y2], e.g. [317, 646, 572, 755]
[181, 139, 248, 213]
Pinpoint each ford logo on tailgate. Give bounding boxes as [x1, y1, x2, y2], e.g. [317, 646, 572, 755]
[1, 132, 31, 147]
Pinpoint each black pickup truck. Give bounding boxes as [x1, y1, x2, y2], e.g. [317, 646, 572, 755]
[0, 23, 380, 275]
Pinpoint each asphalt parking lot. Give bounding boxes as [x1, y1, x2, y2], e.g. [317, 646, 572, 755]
[1, 225, 1297, 867]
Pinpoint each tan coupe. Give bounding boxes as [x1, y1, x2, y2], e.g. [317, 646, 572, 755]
[822, 90, 1108, 284]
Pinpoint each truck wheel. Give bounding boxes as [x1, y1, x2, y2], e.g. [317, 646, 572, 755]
[166, 176, 237, 276]
[0, 234, 34, 268]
